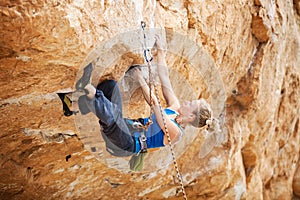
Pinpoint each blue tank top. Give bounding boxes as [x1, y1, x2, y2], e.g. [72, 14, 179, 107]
[134, 108, 183, 153]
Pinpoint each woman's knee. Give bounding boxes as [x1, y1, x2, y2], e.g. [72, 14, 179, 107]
[96, 80, 117, 91]
[96, 80, 121, 103]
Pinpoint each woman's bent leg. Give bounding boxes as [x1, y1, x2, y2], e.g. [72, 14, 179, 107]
[77, 80, 135, 156]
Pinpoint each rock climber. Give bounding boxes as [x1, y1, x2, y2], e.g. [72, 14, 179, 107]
[58, 35, 213, 157]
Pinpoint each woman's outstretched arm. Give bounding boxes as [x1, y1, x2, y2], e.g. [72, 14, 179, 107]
[155, 34, 180, 110]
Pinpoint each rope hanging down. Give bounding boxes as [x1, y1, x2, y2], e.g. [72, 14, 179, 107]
[140, 21, 188, 200]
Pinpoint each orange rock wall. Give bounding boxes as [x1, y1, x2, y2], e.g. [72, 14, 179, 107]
[0, 0, 299, 199]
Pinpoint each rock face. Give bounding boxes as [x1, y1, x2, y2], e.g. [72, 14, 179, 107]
[0, 0, 299, 199]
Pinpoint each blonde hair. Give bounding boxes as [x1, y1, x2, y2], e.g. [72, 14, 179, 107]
[199, 117, 222, 158]
[191, 98, 212, 128]
[190, 100, 224, 158]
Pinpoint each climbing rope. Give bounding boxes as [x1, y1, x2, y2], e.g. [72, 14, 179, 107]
[140, 21, 187, 200]
[141, 21, 154, 127]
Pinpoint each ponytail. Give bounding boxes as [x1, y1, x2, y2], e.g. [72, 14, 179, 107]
[199, 117, 223, 158]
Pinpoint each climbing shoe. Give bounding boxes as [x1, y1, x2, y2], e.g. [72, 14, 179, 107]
[75, 63, 94, 90]
[57, 93, 76, 117]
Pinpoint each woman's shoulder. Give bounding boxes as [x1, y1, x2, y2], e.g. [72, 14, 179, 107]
[166, 104, 180, 113]
[165, 107, 179, 115]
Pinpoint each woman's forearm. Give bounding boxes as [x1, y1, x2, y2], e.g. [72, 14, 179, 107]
[157, 50, 171, 89]
[157, 49, 167, 66]
[138, 77, 158, 106]
[157, 50, 180, 108]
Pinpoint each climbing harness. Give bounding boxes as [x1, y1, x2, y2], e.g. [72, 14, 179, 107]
[140, 21, 188, 200]
[127, 119, 148, 153]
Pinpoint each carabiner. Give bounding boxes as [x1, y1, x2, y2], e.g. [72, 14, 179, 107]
[141, 21, 146, 30]
[144, 49, 153, 63]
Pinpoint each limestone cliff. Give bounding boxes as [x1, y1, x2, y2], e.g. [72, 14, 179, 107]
[0, 0, 300, 199]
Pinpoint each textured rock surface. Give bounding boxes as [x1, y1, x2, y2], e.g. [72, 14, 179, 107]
[0, 0, 299, 199]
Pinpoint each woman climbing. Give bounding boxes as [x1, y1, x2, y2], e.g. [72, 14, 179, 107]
[58, 35, 213, 158]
